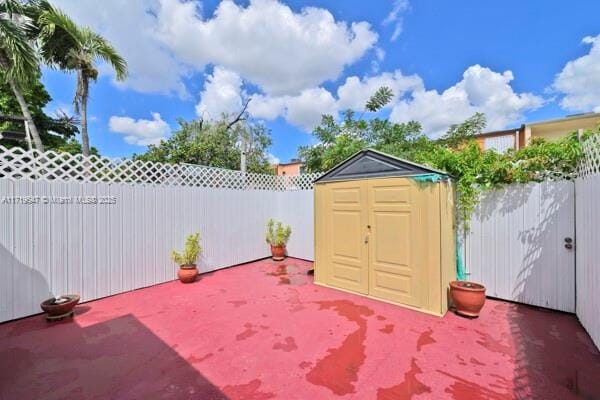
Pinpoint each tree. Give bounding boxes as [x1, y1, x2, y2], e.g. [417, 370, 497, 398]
[35, 1, 127, 156]
[134, 117, 273, 174]
[55, 137, 99, 156]
[0, 0, 45, 150]
[439, 112, 486, 149]
[0, 69, 79, 149]
[299, 87, 429, 172]
[365, 86, 393, 113]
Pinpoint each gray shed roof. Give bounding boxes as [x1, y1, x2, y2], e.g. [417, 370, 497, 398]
[314, 149, 449, 183]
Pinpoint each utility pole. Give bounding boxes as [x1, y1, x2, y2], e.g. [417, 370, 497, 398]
[224, 98, 252, 173]
[240, 140, 247, 173]
[240, 130, 253, 173]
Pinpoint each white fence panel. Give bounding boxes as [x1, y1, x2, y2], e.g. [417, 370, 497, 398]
[0, 179, 302, 322]
[278, 190, 314, 260]
[464, 181, 575, 312]
[575, 175, 600, 348]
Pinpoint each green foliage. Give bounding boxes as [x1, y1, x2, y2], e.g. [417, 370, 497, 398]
[299, 110, 431, 172]
[135, 117, 274, 174]
[365, 86, 393, 112]
[298, 88, 587, 232]
[55, 137, 99, 156]
[0, 70, 80, 150]
[171, 233, 202, 266]
[413, 133, 583, 229]
[439, 112, 486, 149]
[265, 219, 292, 246]
[0, 0, 39, 85]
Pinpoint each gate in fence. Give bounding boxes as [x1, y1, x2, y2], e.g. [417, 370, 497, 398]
[463, 181, 576, 312]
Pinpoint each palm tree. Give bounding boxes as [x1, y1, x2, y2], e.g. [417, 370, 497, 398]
[0, 0, 44, 151]
[35, 1, 127, 156]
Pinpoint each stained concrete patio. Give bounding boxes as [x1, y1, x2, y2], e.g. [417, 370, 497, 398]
[0, 258, 599, 399]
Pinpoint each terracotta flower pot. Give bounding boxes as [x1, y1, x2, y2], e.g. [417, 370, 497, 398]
[449, 281, 486, 318]
[178, 264, 198, 283]
[40, 294, 80, 320]
[270, 245, 286, 261]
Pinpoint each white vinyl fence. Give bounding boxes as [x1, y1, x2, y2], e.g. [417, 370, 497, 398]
[279, 190, 314, 260]
[0, 146, 317, 323]
[464, 181, 576, 312]
[574, 135, 600, 347]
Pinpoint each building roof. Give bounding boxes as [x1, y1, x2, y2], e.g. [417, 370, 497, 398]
[527, 112, 600, 127]
[314, 148, 449, 183]
[277, 160, 303, 166]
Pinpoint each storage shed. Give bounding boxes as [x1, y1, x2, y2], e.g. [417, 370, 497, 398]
[314, 149, 456, 316]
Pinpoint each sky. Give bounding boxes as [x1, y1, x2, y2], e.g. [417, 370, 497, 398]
[44, 0, 600, 164]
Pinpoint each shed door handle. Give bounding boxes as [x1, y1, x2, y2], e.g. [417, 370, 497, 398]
[364, 234, 369, 244]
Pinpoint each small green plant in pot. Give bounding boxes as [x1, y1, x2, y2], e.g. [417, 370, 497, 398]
[265, 219, 291, 261]
[172, 233, 202, 283]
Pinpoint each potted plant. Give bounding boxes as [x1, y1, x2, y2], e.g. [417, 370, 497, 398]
[40, 295, 80, 321]
[449, 280, 486, 317]
[265, 219, 291, 261]
[172, 233, 202, 283]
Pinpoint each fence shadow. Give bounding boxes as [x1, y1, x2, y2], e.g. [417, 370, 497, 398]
[471, 182, 571, 305]
[513, 183, 571, 305]
[0, 313, 229, 399]
[0, 244, 52, 321]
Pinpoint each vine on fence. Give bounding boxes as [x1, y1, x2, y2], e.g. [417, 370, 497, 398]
[415, 132, 589, 231]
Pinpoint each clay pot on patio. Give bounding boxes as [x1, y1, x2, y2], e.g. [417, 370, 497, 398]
[40, 294, 80, 321]
[270, 245, 287, 261]
[449, 281, 486, 318]
[177, 264, 198, 283]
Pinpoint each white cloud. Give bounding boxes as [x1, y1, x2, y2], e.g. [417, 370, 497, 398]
[196, 66, 244, 119]
[245, 70, 422, 131]
[52, 0, 190, 98]
[194, 63, 540, 137]
[383, 0, 410, 41]
[195, 64, 337, 131]
[284, 88, 338, 130]
[109, 112, 171, 146]
[52, 0, 378, 99]
[267, 153, 280, 164]
[553, 34, 600, 113]
[390, 65, 544, 137]
[250, 88, 338, 131]
[248, 94, 287, 120]
[337, 70, 423, 111]
[370, 47, 386, 73]
[155, 0, 378, 95]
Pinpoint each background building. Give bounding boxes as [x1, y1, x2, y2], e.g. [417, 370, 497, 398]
[476, 112, 600, 152]
[274, 159, 304, 176]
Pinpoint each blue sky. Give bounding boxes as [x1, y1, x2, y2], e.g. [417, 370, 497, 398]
[45, 0, 600, 163]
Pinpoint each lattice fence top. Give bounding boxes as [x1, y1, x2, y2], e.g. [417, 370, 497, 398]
[0, 146, 321, 191]
[579, 134, 600, 178]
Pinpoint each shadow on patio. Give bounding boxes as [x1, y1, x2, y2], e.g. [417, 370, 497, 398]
[0, 313, 231, 399]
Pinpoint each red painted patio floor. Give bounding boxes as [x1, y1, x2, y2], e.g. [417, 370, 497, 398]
[1, 259, 599, 400]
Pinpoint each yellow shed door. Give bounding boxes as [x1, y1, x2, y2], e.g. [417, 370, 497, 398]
[367, 178, 423, 307]
[320, 180, 369, 294]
